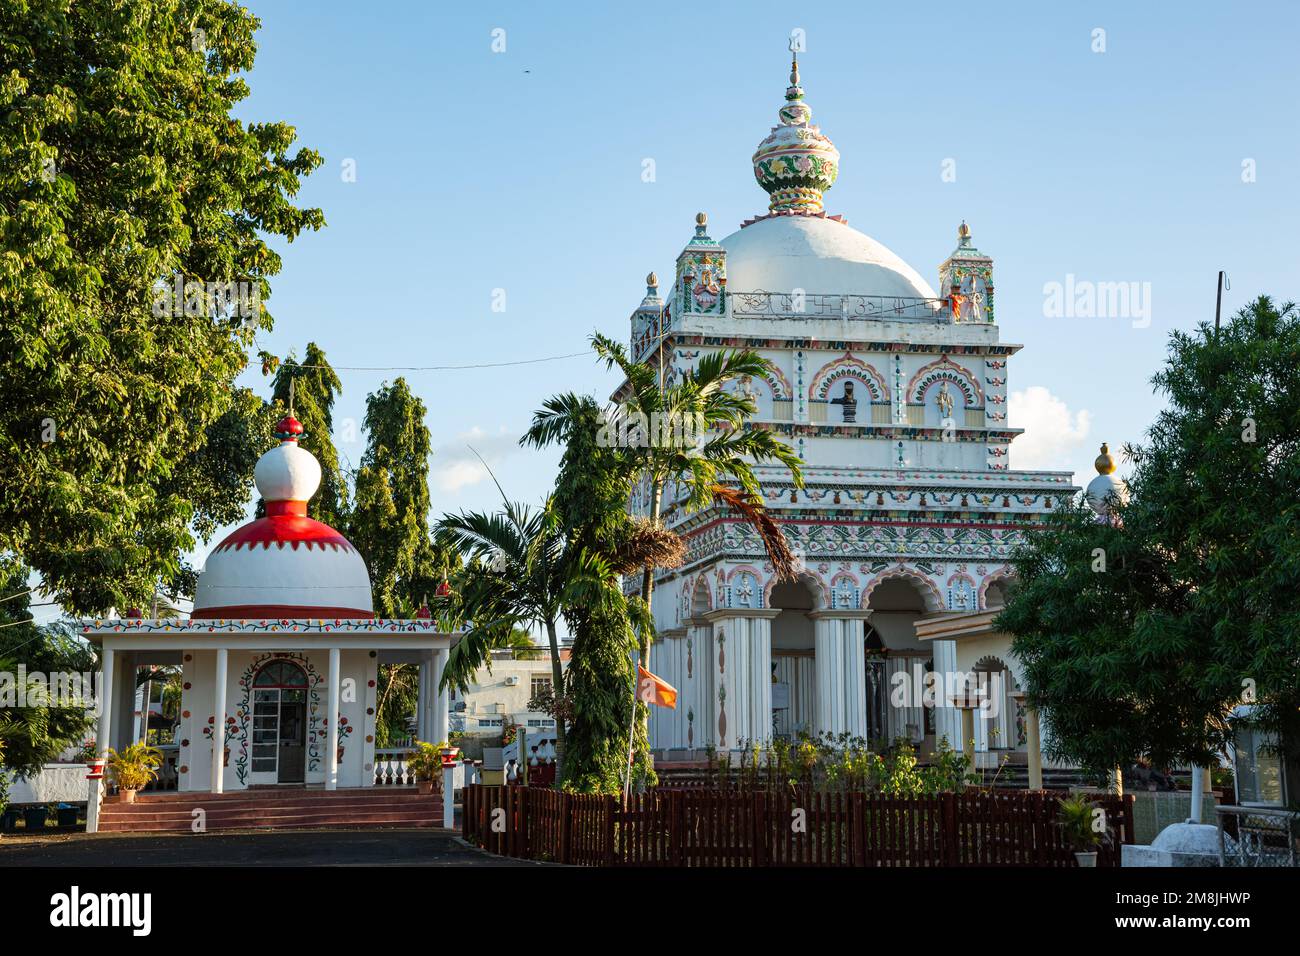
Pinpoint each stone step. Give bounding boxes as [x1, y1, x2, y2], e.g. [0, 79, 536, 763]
[97, 815, 444, 833]
[106, 794, 435, 813]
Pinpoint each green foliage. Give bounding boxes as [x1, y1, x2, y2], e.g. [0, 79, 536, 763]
[267, 344, 347, 527]
[1056, 794, 1107, 851]
[523, 394, 650, 793]
[0, 0, 324, 612]
[348, 378, 443, 617]
[406, 741, 446, 782]
[711, 734, 976, 795]
[1000, 296, 1300, 774]
[374, 663, 417, 748]
[0, 557, 95, 777]
[105, 742, 162, 792]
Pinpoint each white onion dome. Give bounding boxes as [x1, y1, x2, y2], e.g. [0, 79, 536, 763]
[751, 54, 839, 216]
[191, 415, 374, 620]
[1085, 442, 1128, 517]
[721, 214, 940, 300]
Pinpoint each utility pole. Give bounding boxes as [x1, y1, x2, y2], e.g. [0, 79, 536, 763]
[1214, 271, 1229, 333]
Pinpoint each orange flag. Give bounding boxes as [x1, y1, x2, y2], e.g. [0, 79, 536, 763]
[636, 666, 678, 709]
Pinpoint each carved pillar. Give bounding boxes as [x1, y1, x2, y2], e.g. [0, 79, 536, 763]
[702, 609, 778, 752]
[685, 619, 712, 751]
[811, 611, 869, 739]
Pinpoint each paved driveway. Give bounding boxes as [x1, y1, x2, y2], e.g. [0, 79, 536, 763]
[0, 828, 543, 867]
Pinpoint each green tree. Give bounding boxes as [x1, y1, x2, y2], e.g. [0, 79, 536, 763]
[521, 394, 656, 792]
[267, 344, 347, 527]
[440, 492, 622, 781]
[347, 378, 443, 617]
[999, 296, 1300, 780]
[586, 333, 803, 666]
[0, 0, 324, 612]
[0, 558, 95, 777]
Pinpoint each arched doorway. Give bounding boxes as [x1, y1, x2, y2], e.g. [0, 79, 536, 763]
[769, 576, 818, 739]
[865, 573, 940, 749]
[251, 660, 309, 784]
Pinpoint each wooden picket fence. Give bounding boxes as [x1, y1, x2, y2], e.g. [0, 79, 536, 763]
[461, 785, 1135, 867]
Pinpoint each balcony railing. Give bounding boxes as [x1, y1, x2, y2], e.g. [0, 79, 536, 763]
[730, 291, 952, 322]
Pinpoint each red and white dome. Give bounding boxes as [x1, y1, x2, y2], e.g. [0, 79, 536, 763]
[191, 416, 374, 619]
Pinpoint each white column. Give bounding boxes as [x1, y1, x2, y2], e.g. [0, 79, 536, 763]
[211, 648, 228, 794]
[812, 612, 869, 739]
[415, 657, 428, 742]
[95, 645, 115, 758]
[703, 609, 776, 751]
[326, 646, 341, 790]
[686, 621, 712, 751]
[432, 648, 449, 744]
[930, 638, 963, 749]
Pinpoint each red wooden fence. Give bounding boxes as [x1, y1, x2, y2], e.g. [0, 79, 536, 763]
[461, 785, 1135, 867]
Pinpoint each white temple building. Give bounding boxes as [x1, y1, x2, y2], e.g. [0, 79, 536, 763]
[629, 53, 1082, 775]
[81, 414, 453, 830]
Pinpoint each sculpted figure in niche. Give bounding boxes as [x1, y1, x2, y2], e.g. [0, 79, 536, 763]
[830, 380, 858, 423]
[936, 381, 955, 420]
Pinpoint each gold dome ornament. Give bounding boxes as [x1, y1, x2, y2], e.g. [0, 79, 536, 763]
[1085, 441, 1127, 518]
[1094, 442, 1117, 475]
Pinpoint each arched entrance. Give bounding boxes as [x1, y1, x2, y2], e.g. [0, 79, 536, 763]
[251, 659, 309, 784]
[769, 576, 818, 738]
[864, 573, 940, 750]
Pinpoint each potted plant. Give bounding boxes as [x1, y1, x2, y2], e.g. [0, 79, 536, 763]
[1058, 793, 1109, 867]
[105, 743, 163, 804]
[407, 742, 443, 795]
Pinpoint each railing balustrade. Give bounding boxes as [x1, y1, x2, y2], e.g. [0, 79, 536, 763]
[373, 747, 418, 787]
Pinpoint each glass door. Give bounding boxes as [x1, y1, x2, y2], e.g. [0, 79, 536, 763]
[249, 660, 309, 784]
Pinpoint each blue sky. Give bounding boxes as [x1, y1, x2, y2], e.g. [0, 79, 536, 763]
[218, 0, 1297, 550]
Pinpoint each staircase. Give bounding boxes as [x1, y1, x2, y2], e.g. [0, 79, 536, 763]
[97, 787, 445, 834]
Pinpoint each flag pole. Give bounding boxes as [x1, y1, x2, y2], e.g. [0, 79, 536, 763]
[623, 669, 640, 803]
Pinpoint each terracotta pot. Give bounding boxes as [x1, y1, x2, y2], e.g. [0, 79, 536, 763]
[1074, 850, 1098, 868]
[120, 788, 138, 805]
[417, 779, 434, 795]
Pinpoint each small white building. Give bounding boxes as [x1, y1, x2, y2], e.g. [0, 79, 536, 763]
[82, 414, 454, 827]
[449, 650, 563, 743]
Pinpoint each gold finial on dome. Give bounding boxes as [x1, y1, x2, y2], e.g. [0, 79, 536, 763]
[695, 211, 707, 226]
[646, 271, 658, 287]
[958, 220, 971, 241]
[1095, 442, 1117, 475]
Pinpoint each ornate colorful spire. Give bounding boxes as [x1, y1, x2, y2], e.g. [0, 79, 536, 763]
[751, 49, 840, 216]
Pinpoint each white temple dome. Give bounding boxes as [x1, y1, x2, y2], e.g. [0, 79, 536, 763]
[721, 215, 939, 300]
[1085, 442, 1128, 517]
[191, 415, 374, 620]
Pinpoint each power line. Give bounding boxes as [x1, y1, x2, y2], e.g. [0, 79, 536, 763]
[270, 350, 595, 374]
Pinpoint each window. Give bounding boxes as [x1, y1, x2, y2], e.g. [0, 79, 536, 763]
[1234, 726, 1284, 806]
[527, 718, 556, 730]
[478, 717, 503, 729]
[531, 676, 552, 699]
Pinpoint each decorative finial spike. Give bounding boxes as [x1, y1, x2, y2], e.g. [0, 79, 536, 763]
[288, 377, 296, 419]
[646, 271, 658, 288]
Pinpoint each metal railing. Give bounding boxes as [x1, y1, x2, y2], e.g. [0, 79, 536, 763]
[729, 291, 952, 322]
[1217, 805, 1300, 866]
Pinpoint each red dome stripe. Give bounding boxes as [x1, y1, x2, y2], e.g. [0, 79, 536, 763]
[265, 500, 308, 516]
[214, 515, 353, 552]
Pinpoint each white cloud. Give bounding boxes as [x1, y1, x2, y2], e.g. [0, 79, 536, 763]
[1008, 386, 1091, 471]
[431, 426, 518, 493]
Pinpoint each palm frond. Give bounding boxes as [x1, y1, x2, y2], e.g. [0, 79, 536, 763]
[710, 483, 796, 582]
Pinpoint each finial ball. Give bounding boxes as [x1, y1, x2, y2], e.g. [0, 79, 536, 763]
[695, 211, 707, 226]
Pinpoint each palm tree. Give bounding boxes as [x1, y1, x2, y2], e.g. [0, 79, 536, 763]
[438, 486, 625, 781]
[525, 333, 804, 669]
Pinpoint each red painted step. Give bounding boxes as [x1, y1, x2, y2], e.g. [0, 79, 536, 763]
[98, 787, 447, 833]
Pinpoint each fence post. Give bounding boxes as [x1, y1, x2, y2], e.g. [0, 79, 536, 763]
[942, 792, 959, 866]
[670, 790, 684, 867]
[752, 791, 767, 867]
[518, 786, 530, 859]
[603, 796, 617, 866]
[560, 791, 573, 865]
